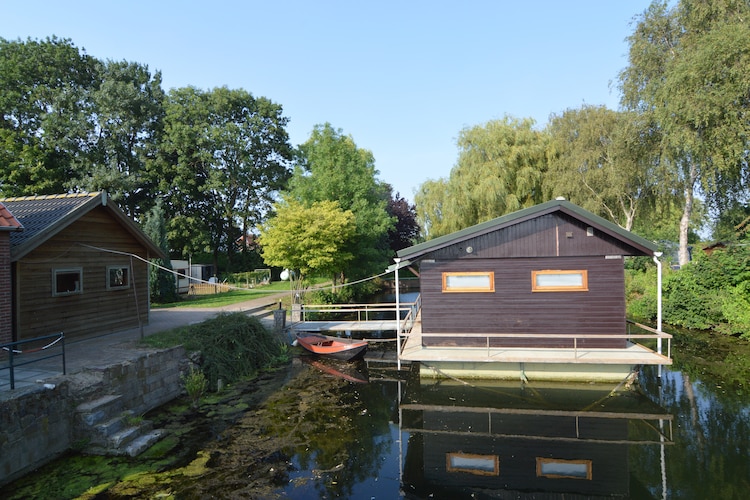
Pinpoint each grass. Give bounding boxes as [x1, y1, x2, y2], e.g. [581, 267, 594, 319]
[153, 282, 291, 309]
[153, 277, 332, 310]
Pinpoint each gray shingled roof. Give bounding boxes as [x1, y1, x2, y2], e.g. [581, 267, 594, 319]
[0, 192, 164, 261]
[397, 198, 657, 261]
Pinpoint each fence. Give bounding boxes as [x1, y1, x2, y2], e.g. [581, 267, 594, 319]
[1, 332, 65, 390]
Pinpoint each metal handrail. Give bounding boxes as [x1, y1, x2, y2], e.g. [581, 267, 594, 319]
[299, 301, 419, 323]
[402, 330, 672, 362]
[1, 332, 65, 390]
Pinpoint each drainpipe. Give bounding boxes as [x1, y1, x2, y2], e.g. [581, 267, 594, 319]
[394, 257, 401, 371]
[653, 252, 663, 379]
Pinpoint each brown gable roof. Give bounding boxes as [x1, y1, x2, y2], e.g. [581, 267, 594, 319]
[398, 198, 657, 262]
[0, 192, 165, 261]
[0, 202, 23, 231]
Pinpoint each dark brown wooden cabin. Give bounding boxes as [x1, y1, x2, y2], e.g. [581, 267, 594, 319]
[397, 199, 657, 349]
[0, 192, 165, 342]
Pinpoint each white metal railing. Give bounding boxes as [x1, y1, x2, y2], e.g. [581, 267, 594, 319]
[400, 326, 672, 362]
[297, 301, 419, 324]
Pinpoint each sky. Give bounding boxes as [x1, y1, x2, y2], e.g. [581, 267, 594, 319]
[2, 1, 654, 202]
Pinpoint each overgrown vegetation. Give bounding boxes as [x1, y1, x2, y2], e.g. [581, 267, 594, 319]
[627, 243, 750, 338]
[141, 313, 289, 388]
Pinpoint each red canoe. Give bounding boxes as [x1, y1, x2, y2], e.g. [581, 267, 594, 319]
[295, 333, 368, 361]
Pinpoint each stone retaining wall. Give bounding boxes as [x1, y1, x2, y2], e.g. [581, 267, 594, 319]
[0, 345, 186, 486]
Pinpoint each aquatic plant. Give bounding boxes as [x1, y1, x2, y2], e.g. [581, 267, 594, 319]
[182, 366, 208, 408]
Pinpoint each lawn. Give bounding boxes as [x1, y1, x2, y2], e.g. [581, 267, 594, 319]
[154, 281, 291, 309]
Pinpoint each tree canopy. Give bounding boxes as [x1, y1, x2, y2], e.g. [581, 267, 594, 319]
[286, 123, 393, 280]
[257, 199, 356, 281]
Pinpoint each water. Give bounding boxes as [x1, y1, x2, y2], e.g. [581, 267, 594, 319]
[6, 342, 750, 498]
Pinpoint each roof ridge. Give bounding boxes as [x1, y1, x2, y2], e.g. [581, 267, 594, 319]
[0, 192, 100, 202]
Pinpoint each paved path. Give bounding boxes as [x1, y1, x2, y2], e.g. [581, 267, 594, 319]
[1, 293, 288, 392]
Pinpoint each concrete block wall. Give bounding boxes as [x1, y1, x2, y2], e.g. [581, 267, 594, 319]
[94, 346, 185, 417]
[0, 383, 72, 485]
[0, 345, 186, 486]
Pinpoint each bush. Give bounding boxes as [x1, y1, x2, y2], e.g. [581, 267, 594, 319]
[143, 312, 288, 389]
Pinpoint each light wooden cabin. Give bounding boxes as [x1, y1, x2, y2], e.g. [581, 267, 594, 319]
[1, 192, 164, 341]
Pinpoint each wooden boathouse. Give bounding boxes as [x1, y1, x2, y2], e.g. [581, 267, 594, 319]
[392, 198, 671, 382]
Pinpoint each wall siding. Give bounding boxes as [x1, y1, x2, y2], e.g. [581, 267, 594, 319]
[15, 207, 151, 340]
[0, 233, 11, 345]
[420, 257, 626, 348]
[428, 213, 640, 261]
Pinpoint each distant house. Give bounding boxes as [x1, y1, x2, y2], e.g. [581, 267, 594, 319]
[0, 192, 165, 342]
[395, 198, 671, 382]
[0, 203, 23, 346]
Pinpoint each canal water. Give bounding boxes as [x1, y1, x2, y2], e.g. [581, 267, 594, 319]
[5, 350, 750, 499]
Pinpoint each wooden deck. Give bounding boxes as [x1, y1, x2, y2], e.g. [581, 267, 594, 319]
[399, 310, 671, 366]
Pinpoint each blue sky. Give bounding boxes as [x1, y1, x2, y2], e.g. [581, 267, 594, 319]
[2, 1, 653, 201]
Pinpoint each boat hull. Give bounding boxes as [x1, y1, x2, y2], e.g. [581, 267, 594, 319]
[296, 333, 368, 361]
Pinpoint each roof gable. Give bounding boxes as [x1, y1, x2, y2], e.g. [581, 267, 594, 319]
[398, 199, 657, 261]
[0, 202, 23, 231]
[0, 192, 164, 261]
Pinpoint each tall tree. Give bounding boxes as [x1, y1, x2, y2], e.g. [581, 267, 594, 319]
[620, 0, 750, 265]
[143, 199, 178, 303]
[0, 36, 98, 195]
[415, 116, 548, 239]
[413, 177, 450, 240]
[288, 123, 393, 280]
[157, 86, 292, 271]
[385, 187, 420, 252]
[74, 60, 165, 217]
[546, 105, 659, 231]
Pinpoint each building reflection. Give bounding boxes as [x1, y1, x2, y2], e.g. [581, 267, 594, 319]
[399, 379, 672, 499]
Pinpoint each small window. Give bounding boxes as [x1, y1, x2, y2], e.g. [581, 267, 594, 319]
[532, 270, 588, 292]
[536, 457, 592, 480]
[53, 268, 82, 296]
[446, 452, 499, 476]
[107, 266, 130, 290]
[442, 272, 495, 292]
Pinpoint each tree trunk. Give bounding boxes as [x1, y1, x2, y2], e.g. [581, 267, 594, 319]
[679, 163, 697, 266]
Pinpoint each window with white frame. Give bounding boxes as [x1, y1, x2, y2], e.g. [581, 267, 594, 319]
[442, 271, 495, 293]
[531, 270, 588, 292]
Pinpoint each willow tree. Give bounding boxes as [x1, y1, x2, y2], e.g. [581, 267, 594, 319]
[546, 105, 660, 231]
[415, 116, 548, 239]
[620, 0, 750, 265]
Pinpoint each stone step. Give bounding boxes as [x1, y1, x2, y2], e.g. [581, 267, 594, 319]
[124, 429, 166, 457]
[76, 394, 124, 427]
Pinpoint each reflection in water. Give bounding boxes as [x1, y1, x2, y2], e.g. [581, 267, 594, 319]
[9, 355, 750, 498]
[399, 379, 672, 499]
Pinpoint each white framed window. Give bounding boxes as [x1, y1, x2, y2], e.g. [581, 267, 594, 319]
[446, 452, 499, 476]
[532, 270, 588, 292]
[53, 268, 82, 296]
[442, 272, 495, 293]
[536, 457, 592, 480]
[107, 265, 130, 290]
